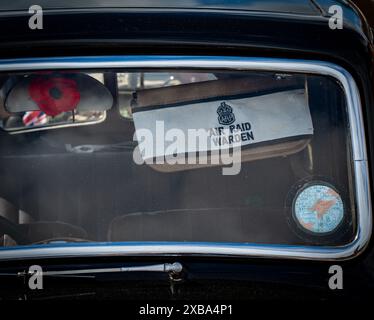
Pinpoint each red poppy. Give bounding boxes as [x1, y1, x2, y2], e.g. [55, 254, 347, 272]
[28, 76, 80, 116]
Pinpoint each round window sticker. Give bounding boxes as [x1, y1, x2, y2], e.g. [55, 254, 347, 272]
[293, 184, 344, 235]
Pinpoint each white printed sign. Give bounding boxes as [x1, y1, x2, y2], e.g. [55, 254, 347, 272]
[133, 89, 313, 161]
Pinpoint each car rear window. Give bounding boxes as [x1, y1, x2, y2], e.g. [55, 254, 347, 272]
[0, 57, 369, 260]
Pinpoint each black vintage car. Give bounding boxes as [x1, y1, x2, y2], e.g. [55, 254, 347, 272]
[0, 0, 373, 303]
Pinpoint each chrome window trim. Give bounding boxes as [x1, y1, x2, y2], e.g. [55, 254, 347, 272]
[0, 56, 371, 261]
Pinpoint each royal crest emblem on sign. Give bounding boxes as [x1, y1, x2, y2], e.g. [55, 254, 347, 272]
[217, 102, 235, 125]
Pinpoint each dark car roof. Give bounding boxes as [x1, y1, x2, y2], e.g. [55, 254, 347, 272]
[0, 0, 321, 15]
[0, 0, 370, 77]
[352, 0, 374, 30]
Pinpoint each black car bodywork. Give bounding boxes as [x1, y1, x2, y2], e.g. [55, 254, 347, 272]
[0, 0, 373, 301]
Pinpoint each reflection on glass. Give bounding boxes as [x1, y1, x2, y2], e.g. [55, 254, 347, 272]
[2, 110, 105, 132]
[117, 72, 217, 119]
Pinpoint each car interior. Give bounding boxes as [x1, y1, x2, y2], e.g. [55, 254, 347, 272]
[0, 70, 355, 247]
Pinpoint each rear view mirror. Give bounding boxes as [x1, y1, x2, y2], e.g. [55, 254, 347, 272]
[1, 73, 112, 133]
